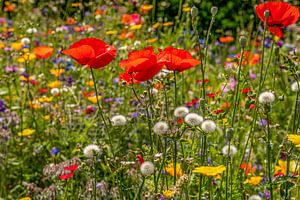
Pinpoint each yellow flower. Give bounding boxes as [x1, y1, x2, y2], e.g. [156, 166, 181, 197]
[19, 197, 31, 200]
[11, 42, 23, 50]
[130, 24, 142, 30]
[193, 165, 226, 177]
[165, 163, 183, 177]
[163, 22, 174, 27]
[0, 43, 5, 49]
[163, 190, 174, 199]
[147, 38, 158, 43]
[44, 115, 50, 120]
[38, 96, 53, 103]
[287, 134, 300, 147]
[152, 22, 160, 29]
[182, 7, 191, 12]
[50, 68, 65, 77]
[18, 129, 35, 137]
[244, 176, 263, 186]
[106, 30, 117, 35]
[85, 80, 94, 87]
[275, 160, 298, 175]
[71, 2, 82, 7]
[18, 53, 36, 62]
[48, 81, 61, 88]
[88, 96, 102, 104]
[29, 101, 41, 110]
[19, 75, 34, 82]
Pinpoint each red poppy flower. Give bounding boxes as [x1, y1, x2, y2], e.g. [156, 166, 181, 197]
[158, 46, 200, 72]
[249, 104, 256, 110]
[119, 46, 163, 82]
[64, 164, 79, 171]
[119, 72, 141, 84]
[38, 88, 48, 93]
[256, 2, 299, 38]
[59, 172, 74, 180]
[136, 154, 144, 164]
[240, 88, 250, 94]
[240, 162, 256, 176]
[62, 38, 116, 69]
[33, 46, 54, 59]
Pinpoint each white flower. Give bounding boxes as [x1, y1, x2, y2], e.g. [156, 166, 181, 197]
[184, 113, 203, 126]
[111, 115, 127, 126]
[153, 121, 169, 135]
[50, 88, 60, 95]
[258, 91, 275, 104]
[291, 81, 299, 92]
[151, 88, 158, 95]
[222, 145, 237, 156]
[201, 120, 216, 133]
[140, 161, 154, 176]
[83, 144, 101, 158]
[21, 37, 30, 44]
[249, 195, 262, 200]
[26, 28, 37, 34]
[174, 106, 189, 118]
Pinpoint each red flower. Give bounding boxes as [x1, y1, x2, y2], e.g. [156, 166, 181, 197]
[240, 88, 250, 94]
[119, 72, 140, 85]
[59, 172, 74, 180]
[236, 51, 260, 66]
[62, 38, 116, 69]
[33, 46, 54, 59]
[256, 2, 299, 38]
[119, 46, 163, 82]
[240, 163, 256, 176]
[64, 164, 79, 171]
[136, 154, 144, 164]
[158, 46, 200, 72]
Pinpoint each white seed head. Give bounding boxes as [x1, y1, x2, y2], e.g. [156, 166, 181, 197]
[249, 195, 262, 200]
[140, 161, 154, 176]
[111, 115, 127, 126]
[258, 92, 275, 104]
[222, 145, 237, 156]
[291, 81, 299, 92]
[83, 144, 101, 158]
[201, 120, 217, 133]
[184, 113, 203, 126]
[153, 121, 169, 135]
[50, 88, 60, 95]
[174, 106, 189, 118]
[21, 37, 30, 45]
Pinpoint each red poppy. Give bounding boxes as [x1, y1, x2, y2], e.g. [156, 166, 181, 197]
[158, 47, 200, 72]
[64, 164, 79, 171]
[38, 88, 48, 93]
[119, 72, 140, 84]
[256, 2, 300, 38]
[236, 51, 260, 66]
[62, 38, 116, 69]
[197, 79, 209, 85]
[33, 46, 54, 59]
[59, 172, 74, 180]
[249, 104, 256, 110]
[119, 46, 163, 82]
[240, 162, 256, 176]
[240, 88, 250, 94]
[136, 154, 144, 164]
[219, 36, 234, 43]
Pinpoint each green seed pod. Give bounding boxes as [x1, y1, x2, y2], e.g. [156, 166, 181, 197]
[211, 6, 218, 16]
[225, 128, 234, 141]
[264, 10, 270, 19]
[239, 36, 247, 48]
[191, 6, 199, 18]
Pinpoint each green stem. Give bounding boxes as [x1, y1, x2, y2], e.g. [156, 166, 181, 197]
[266, 109, 273, 200]
[173, 138, 177, 185]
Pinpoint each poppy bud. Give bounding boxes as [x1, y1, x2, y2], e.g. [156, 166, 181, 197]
[274, 46, 280, 57]
[239, 36, 247, 48]
[264, 10, 270, 19]
[191, 6, 199, 18]
[211, 6, 218, 16]
[225, 127, 234, 141]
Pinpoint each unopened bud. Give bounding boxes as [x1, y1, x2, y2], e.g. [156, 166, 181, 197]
[274, 46, 280, 56]
[191, 6, 199, 18]
[239, 36, 247, 48]
[211, 6, 218, 16]
[264, 10, 270, 19]
[225, 128, 234, 141]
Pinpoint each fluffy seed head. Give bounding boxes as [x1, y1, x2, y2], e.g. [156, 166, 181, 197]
[184, 113, 203, 126]
[201, 120, 216, 133]
[222, 145, 237, 156]
[140, 161, 155, 176]
[83, 144, 101, 158]
[249, 195, 262, 200]
[153, 121, 169, 135]
[111, 115, 127, 126]
[174, 106, 189, 118]
[258, 92, 275, 104]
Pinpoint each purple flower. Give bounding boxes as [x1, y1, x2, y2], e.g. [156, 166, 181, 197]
[50, 147, 60, 156]
[112, 77, 119, 84]
[249, 70, 256, 80]
[0, 100, 6, 112]
[263, 190, 270, 199]
[131, 112, 139, 118]
[229, 77, 236, 90]
[258, 119, 268, 127]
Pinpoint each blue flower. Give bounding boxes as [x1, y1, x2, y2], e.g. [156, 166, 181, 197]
[50, 147, 60, 156]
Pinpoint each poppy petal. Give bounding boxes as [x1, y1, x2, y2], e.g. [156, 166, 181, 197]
[62, 45, 95, 65]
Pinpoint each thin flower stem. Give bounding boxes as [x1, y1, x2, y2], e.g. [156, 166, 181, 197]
[137, 177, 145, 200]
[266, 108, 273, 200]
[174, 71, 178, 106]
[173, 138, 177, 185]
[155, 137, 167, 193]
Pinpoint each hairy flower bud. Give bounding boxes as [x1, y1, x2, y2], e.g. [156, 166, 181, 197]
[239, 36, 247, 48]
[191, 6, 199, 18]
[264, 10, 270, 19]
[225, 127, 234, 141]
[211, 6, 218, 16]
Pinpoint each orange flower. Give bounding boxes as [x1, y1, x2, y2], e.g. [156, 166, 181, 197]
[140, 4, 153, 13]
[33, 46, 54, 59]
[237, 51, 260, 66]
[219, 36, 234, 43]
[66, 18, 76, 25]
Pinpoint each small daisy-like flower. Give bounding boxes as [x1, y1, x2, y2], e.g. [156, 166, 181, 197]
[83, 144, 101, 158]
[222, 145, 237, 156]
[21, 37, 30, 45]
[111, 115, 127, 126]
[140, 161, 155, 176]
[291, 81, 299, 92]
[248, 195, 262, 200]
[153, 121, 169, 135]
[201, 120, 217, 133]
[287, 134, 300, 147]
[184, 113, 203, 126]
[174, 106, 189, 118]
[258, 92, 275, 104]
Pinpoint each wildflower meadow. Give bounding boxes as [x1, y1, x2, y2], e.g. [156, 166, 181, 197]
[0, 0, 300, 199]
